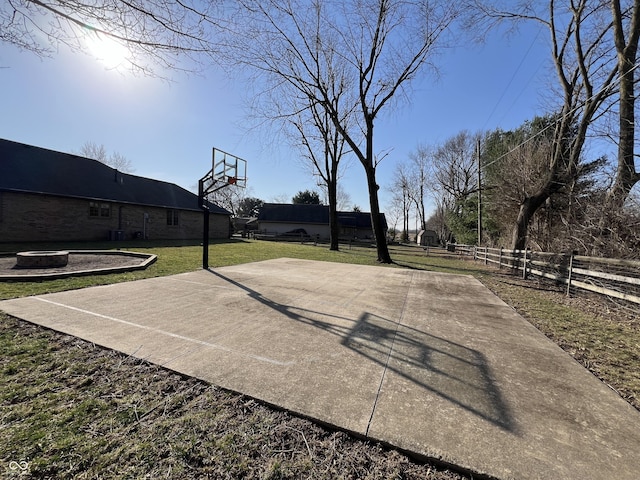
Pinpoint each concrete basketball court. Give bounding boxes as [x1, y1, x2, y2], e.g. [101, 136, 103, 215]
[1, 258, 639, 479]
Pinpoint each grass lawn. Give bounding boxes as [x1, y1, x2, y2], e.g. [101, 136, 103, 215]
[0, 240, 483, 300]
[1, 239, 638, 478]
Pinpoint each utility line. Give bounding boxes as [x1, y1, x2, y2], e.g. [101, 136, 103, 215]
[482, 26, 544, 132]
[495, 58, 545, 127]
[481, 60, 640, 171]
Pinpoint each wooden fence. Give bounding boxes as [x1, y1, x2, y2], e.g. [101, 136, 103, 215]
[452, 244, 640, 308]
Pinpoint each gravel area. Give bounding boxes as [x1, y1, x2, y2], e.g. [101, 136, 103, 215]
[0, 253, 149, 277]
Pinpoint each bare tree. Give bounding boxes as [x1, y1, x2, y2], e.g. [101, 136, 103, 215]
[406, 145, 433, 232]
[432, 131, 480, 202]
[79, 142, 108, 163]
[335, 186, 353, 212]
[229, 0, 459, 263]
[425, 198, 451, 246]
[320, 183, 353, 210]
[418, 131, 483, 244]
[472, 1, 623, 249]
[1, 0, 220, 75]
[234, 0, 353, 251]
[79, 141, 134, 172]
[206, 184, 246, 217]
[390, 162, 412, 242]
[384, 193, 404, 243]
[285, 83, 350, 250]
[483, 119, 557, 247]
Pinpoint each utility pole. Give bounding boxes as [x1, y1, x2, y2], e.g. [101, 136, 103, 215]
[477, 138, 482, 245]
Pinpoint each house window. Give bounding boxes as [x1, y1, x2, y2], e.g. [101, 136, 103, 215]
[89, 202, 110, 218]
[167, 209, 179, 226]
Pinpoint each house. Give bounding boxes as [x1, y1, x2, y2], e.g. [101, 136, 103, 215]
[256, 203, 387, 241]
[0, 139, 231, 243]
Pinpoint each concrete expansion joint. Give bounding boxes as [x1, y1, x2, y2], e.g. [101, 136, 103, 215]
[365, 271, 415, 437]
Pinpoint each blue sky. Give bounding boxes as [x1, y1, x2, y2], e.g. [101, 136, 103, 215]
[1, 20, 554, 221]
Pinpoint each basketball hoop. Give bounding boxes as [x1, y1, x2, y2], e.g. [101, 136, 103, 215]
[198, 148, 248, 269]
[199, 150, 247, 204]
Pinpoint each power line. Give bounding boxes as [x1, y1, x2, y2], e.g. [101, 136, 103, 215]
[481, 60, 640, 171]
[482, 26, 544, 132]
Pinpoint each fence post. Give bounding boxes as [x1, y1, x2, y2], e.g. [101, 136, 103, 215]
[566, 251, 575, 297]
[499, 247, 503, 269]
[473, 245, 477, 261]
[522, 248, 528, 280]
[484, 247, 488, 265]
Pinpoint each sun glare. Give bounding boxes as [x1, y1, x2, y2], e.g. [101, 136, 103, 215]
[86, 33, 129, 70]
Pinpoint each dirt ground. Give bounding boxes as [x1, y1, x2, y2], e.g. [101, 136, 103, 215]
[0, 253, 145, 277]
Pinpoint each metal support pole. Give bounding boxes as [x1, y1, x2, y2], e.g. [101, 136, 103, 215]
[202, 209, 210, 269]
[199, 178, 210, 270]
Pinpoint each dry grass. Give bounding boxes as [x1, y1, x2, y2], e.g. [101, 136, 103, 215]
[477, 271, 640, 410]
[1, 314, 466, 479]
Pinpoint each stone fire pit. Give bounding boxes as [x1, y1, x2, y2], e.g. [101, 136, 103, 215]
[1, 250, 157, 281]
[16, 251, 70, 268]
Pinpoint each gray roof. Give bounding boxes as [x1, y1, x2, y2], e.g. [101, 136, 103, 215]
[0, 138, 230, 215]
[258, 203, 329, 223]
[258, 203, 387, 230]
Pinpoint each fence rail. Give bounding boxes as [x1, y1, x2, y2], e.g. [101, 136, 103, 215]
[451, 244, 640, 308]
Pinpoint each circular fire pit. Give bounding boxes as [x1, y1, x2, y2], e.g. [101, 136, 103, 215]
[16, 251, 70, 268]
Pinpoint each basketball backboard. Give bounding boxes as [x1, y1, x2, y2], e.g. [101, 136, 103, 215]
[199, 147, 248, 268]
[212, 148, 247, 189]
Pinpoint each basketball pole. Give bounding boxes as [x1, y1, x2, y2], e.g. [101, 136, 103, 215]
[198, 176, 210, 269]
[198, 148, 247, 270]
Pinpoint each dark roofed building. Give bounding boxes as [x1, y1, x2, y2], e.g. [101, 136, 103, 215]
[256, 203, 386, 241]
[0, 138, 231, 242]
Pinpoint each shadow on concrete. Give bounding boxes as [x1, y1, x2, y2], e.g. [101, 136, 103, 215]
[206, 268, 517, 434]
[344, 312, 517, 434]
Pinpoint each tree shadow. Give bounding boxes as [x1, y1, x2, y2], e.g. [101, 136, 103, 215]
[343, 312, 517, 433]
[205, 268, 517, 434]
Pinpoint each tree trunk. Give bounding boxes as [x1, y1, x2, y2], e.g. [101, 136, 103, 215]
[418, 180, 426, 231]
[362, 114, 391, 263]
[403, 185, 409, 242]
[327, 176, 340, 251]
[329, 205, 340, 250]
[606, 4, 640, 211]
[511, 191, 549, 251]
[365, 166, 391, 262]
